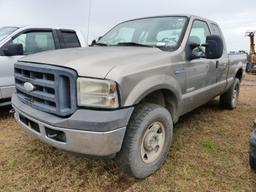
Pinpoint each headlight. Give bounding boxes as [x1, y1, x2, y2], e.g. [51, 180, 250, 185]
[77, 78, 119, 109]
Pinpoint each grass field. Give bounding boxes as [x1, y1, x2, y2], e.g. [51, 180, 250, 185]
[0, 75, 256, 192]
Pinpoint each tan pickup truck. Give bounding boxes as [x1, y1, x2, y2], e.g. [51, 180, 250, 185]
[12, 15, 246, 178]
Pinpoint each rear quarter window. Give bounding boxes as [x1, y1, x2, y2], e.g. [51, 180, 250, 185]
[60, 31, 81, 48]
[211, 24, 223, 37]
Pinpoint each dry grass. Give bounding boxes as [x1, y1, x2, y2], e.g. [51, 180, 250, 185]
[0, 74, 256, 192]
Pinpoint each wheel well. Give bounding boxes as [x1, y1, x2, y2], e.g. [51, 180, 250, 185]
[236, 68, 243, 81]
[139, 89, 179, 123]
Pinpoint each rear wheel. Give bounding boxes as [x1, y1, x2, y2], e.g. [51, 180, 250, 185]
[246, 63, 251, 73]
[219, 78, 240, 109]
[116, 103, 173, 179]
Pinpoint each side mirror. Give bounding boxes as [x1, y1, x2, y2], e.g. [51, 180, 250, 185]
[3, 44, 23, 56]
[186, 35, 224, 60]
[90, 36, 103, 47]
[205, 35, 224, 59]
[186, 42, 201, 60]
[90, 40, 97, 47]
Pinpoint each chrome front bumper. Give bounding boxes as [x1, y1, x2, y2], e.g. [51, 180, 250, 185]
[14, 107, 126, 156]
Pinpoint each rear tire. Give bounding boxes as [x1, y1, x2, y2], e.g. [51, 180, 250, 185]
[219, 78, 240, 109]
[116, 103, 173, 179]
[246, 63, 251, 73]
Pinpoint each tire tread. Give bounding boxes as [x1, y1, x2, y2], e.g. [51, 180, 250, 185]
[220, 78, 240, 109]
[116, 103, 172, 178]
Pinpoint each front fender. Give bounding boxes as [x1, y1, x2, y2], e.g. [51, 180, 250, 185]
[123, 74, 182, 109]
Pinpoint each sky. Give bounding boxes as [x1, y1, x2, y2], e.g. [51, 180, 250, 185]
[0, 0, 255, 52]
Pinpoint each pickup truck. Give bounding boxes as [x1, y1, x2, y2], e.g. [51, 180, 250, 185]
[12, 15, 247, 179]
[0, 26, 85, 106]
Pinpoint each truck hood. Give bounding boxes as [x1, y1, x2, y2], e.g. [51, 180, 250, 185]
[19, 46, 167, 79]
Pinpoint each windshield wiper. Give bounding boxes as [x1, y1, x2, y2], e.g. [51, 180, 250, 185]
[116, 42, 153, 47]
[94, 42, 108, 46]
[94, 42, 153, 48]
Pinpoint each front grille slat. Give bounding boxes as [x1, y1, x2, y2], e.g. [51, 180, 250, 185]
[16, 85, 56, 102]
[15, 74, 55, 88]
[14, 62, 77, 117]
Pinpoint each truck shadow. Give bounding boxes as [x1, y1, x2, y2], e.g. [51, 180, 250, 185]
[176, 98, 222, 126]
[0, 105, 13, 119]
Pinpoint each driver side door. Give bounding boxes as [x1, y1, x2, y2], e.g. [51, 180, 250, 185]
[182, 20, 216, 114]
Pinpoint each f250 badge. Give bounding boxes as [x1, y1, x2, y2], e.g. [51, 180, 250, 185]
[24, 82, 35, 92]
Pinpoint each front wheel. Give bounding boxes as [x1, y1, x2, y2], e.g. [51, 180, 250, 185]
[116, 103, 173, 179]
[219, 78, 240, 109]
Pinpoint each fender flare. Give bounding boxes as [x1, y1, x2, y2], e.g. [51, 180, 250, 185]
[123, 74, 183, 116]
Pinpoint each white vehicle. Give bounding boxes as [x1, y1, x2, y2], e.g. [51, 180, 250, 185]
[0, 26, 85, 106]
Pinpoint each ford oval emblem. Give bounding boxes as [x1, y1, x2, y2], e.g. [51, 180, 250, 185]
[24, 82, 35, 92]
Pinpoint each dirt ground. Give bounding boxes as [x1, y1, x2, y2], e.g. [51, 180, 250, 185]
[0, 74, 256, 192]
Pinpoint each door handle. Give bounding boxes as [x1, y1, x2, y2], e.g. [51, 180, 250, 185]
[216, 61, 227, 68]
[216, 61, 220, 68]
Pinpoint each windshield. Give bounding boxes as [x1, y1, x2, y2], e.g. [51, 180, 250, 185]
[98, 17, 188, 49]
[0, 27, 18, 43]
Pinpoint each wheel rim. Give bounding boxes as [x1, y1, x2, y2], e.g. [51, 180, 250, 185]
[140, 122, 166, 164]
[232, 84, 239, 106]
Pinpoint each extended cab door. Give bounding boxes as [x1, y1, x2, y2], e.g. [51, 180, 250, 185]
[0, 29, 56, 99]
[182, 20, 217, 114]
[210, 23, 229, 90]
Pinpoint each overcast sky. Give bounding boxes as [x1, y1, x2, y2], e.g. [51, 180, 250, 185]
[0, 0, 255, 51]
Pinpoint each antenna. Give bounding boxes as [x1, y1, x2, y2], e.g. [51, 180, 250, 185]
[86, 0, 92, 45]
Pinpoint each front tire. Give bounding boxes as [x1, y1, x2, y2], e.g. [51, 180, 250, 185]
[219, 78, 240, 109]
[116, 103, 173, 179]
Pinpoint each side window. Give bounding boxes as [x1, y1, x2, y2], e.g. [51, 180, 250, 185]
[188, 20, 210, 57]
[12, 34, 26, 51]
[61, 31, 80, 48]
[11, 31, 55, 55]
[211, 24, 222, 37]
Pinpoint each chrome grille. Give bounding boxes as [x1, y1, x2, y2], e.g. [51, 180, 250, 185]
[14, 62, 77, 116]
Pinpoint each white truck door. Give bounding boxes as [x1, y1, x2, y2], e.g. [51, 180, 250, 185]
[0, 55, 22, 98]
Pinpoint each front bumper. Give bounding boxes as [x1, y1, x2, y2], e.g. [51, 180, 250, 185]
[12, 94, 134, 156]
[250, 119, 256, 158]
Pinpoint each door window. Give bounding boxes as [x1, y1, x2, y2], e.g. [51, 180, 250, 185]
[188, 20, 210, 57]
[11, 31, 55, 55]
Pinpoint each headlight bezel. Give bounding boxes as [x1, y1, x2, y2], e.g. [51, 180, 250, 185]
[77, 77, 120, 109]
